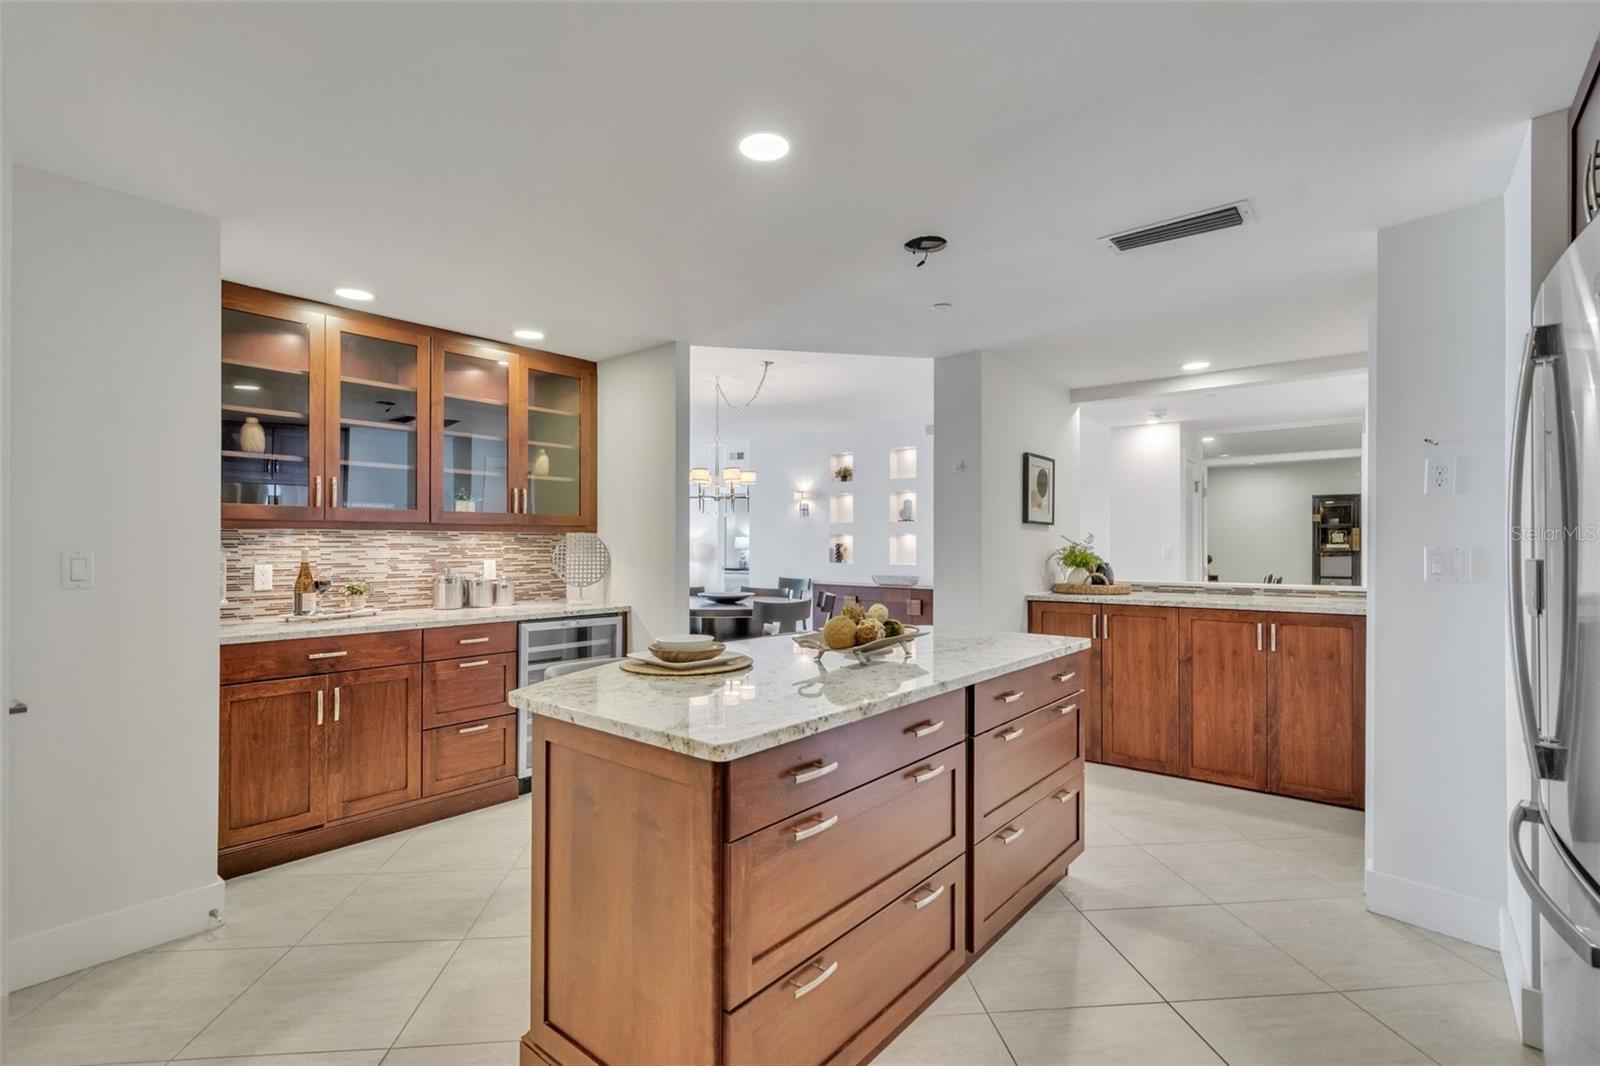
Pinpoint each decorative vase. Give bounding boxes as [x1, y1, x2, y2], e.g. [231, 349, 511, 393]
[456, 499, 476, 513]
[1064, 566, 1089, 585]
[343, 593, 367, 611]
[239, 416, 267, 454]
[533, 448, 551, 477]
[899, 498, 914, 522]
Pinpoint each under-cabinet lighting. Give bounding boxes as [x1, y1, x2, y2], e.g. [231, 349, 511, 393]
[232, 383, 262, 392]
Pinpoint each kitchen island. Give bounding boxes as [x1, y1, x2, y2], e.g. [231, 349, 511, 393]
[509, 629, 1088, 1066]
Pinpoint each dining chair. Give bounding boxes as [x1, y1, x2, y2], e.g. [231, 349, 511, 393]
[814, 590, 837, 624]
[753, 597, 812, 634]
[777, 576, 813, 601]
[741, 585, 783, 598]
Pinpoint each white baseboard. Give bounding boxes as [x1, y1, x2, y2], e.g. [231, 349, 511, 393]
[1365, 865, 1500, 947]
[1501, 907, 1544, 1049]
[6, 877, 224, 991]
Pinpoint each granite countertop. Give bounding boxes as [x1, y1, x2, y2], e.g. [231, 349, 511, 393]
[220, 601, 630, 645]
[509, 628, 1086, 762]
[1028, 582, 1365, 616]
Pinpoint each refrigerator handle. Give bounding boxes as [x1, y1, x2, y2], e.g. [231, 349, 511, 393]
[1508, 329, 1546, 780]
[1510, 802, 1600, 969]
[1546, 327, 1579, 781]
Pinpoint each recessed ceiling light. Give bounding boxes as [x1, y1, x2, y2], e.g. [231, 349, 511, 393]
[932, 302, 953, 311]
[333, 286, 375, 301]
[232, 383, 261, 392]
[1220, 453, 1231, 457]
[1181, 360, 1211, 372]
[1201, 436, 1215, 443]
[513, 328, 544, 342]
[738, 131, 790, 162]
[1145, 408, 1167, 424]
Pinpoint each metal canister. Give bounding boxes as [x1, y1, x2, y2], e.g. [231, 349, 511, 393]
[493, 578, 515, 606]
[432, 570, 465, 610]
[466, 577, 496, 607]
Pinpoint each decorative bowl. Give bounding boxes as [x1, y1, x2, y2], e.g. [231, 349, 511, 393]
[649, 642, 726, 664]
[870, 575, 922, 587]
[793, 624, 924, 662]
[654, 633, 716, 651]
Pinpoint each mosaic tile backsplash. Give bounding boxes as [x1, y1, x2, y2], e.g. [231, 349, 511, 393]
[221, 529, 567, 621]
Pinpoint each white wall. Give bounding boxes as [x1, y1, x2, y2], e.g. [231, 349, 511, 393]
[598, 341, 689, 648]
[6, 168, 222, 988]
[1206, 458, 1362, 584]
[1500, 110, 1569, 1040]
[1108, 423, 1184, 581]
[935, 351, 1075, 631]
[1072, 411, 1111, 558]
[1368, 196, 1507, 949]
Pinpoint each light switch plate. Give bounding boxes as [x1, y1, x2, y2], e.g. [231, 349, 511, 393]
[1423, 546, 1471, 583]
[60, 550, 95, 591]
[482, 559, 497, 580]
[252, 563, 273, 591]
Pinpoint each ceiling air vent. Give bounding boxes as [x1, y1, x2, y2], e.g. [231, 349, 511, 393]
[1100, 200, 1255, 253]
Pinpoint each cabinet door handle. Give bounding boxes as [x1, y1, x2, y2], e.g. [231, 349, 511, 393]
[1092, 614, 1098, 640]
[999, 725, 1025, 742]
[457, 659, 491, 669]
[314, 475, 323, 508]
[333, 686, 340, 722]
[788, 958, 838, 999]
[458, 723, 491, 735]
[791, 813, 838, 841]
[906, 719, 945, 738]
[908, 763, 945, 784]
[458, 636, 491, 645]
[998, 690, 1025, 704]
[307, 650, 348, 660]
[999, 825, 1026, 844]
[909, 883, 946, 910]
[1053, 670, 1076, 684]
[789, 760, 838, 784]
[1257, 622, 1263, 652]
[330, 475, 339, 508]
[1104, 615, 1110, 640]
[1055, 788, 1079, 804]
[1270, 622, 1277, 652]
[316, 689, 324, 726]
[1057, 702, 1078, 716]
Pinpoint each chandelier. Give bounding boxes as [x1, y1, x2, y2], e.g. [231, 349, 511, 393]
[691, 360, 772, 513]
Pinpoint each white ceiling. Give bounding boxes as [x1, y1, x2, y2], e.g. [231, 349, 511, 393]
[1203, 422, 1365, 459]
[1079, 370, 1367, 430]
[4, 4, 1594, 387]
[691, 346, 933, 437]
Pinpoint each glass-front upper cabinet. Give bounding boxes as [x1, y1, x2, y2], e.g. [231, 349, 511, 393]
[433, 338, 513, 522]
[524, 365, 583, 518]
[221, 291, 326, 521]
[325, 318, 431, 523]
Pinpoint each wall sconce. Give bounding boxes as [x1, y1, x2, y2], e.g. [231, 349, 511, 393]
[793, 490, 811, 517]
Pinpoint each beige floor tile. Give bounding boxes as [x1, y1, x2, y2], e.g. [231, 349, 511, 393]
[923, 974, 986, 1017]
[1420, 1042, 1544, 1065]
[1084, 815, 1134, 847]
[1346, 981, 1530, 1062]
[1086, 905, 1329, 1001]
[1142, 839, 1345, 903]
[968, 901, 1159, 1012]
[1061, 845, 1210, 910]
[264, 830, 416, 876]
[991, 1003, 1223, 1066]
[5, 968, 90, 1023]
[1096, 806, 1245, 846]
[512, 840, 532, 869]
[383, 1043, 520, 1066]
[467, 867, 531, 940]
[875, 1012, 1014, 1066]
[301, 870, 506, 944]
[177, 1053, 386, 1066]
[1256, 834, 1369, 894]
[177, 941, 456, 1058]
[377, 822, 525, 874]
[1415, 927, 1507, 978]
[1176, 992, 1432, 1065]
[5, 948, 284, 1066]
[394, 938, 530, 1048]
[159, 873, 369, 951]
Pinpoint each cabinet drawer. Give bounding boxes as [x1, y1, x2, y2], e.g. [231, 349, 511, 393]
[725, 690, 965, 841]
[422, 652, 515, 728]
[422, 715, 516, 796]
[973, 773, 1083, 949]
[422, 622, 518, 661]
[973, 695, 1083, 839]
[725, 855, 965, 1066]
[973, 652, 1086, 733]
[221, 629, 422, 684]
[724, 743, 965, 1006]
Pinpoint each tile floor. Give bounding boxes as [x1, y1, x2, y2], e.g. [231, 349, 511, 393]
[3, 764, 1534, 1066]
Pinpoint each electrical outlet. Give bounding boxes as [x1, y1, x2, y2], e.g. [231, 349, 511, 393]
[1161, 545, 1175, 560]
[253, 563, 273, 591]
[1424, 456, 1457, 495]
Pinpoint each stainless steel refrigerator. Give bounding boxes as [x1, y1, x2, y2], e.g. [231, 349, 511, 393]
[1510, 215, 1600, 1064]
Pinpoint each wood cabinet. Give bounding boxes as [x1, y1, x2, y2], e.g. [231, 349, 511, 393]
[218, 676, 330, 848]
[1100, 605, 1181, 774]
[811, 583, 934, 629]
[221, 282, 596, 531]
[326, 664, 422, 819]
[1027, 600, 1102, 760]
[1179, 610, 1268, 791]
[1268, 614, 1364, 807]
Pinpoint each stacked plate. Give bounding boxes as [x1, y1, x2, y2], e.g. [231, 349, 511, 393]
[629, 634, 744, 671]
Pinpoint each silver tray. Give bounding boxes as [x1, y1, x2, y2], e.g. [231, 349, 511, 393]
[792, 624, 923, 663]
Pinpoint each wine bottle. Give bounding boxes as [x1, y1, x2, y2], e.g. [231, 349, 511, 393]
[293, 548, 316, 616]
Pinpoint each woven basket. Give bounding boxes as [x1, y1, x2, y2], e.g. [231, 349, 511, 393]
[1050, 582, 1133, 596]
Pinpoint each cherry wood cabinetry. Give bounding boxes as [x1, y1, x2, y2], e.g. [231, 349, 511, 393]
[1030, 600, 1366, 808]
[326, 664, 422, 819]
[524, 652, 1085, 1066]
[218, 676, 330, 848]
[221, 282, 596, 531]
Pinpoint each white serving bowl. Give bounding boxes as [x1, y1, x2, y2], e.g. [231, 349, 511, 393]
[654, 633, 715, 651]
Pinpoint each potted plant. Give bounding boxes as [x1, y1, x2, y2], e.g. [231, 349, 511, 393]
[835, 464, 854, 482]
[340, 581, 370, 610]
[1050, 534, 1103, 587]
[454, 486, 476, 513]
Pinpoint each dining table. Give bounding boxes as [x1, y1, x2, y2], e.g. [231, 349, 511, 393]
[688, 594, 800, 640]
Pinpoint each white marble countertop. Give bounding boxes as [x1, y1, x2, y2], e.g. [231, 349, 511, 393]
[509, 628, 1087, 762]
[1028, 582, 1365, 616]
[220, 601, 630, 645]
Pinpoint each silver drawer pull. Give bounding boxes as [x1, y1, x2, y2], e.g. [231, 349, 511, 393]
[999, 725, 1025, 742]
[999, 825, 1026, 845]
[457, 723, 491, 735]
[457, 659, 491, 669]
[909, 883, 946, 910]
[307, 650, 348, 660]
[790, 760, 839, 784]
[998, 690, 1025, 704]
[908, 763, 945, 784]
[791, 814, 839, 841]
[1058, 703, 1078, 716]
[1055, 788, 1079, 804]
[788, 958, 838, 999]
[1053, 671, 1076, 684]
[458, 636, 491, 645]
[906, 719, 945, 738]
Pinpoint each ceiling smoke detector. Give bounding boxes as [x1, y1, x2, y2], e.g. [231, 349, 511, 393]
[904, 235, 948, 267]
[1100, 201, 1255, 254]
